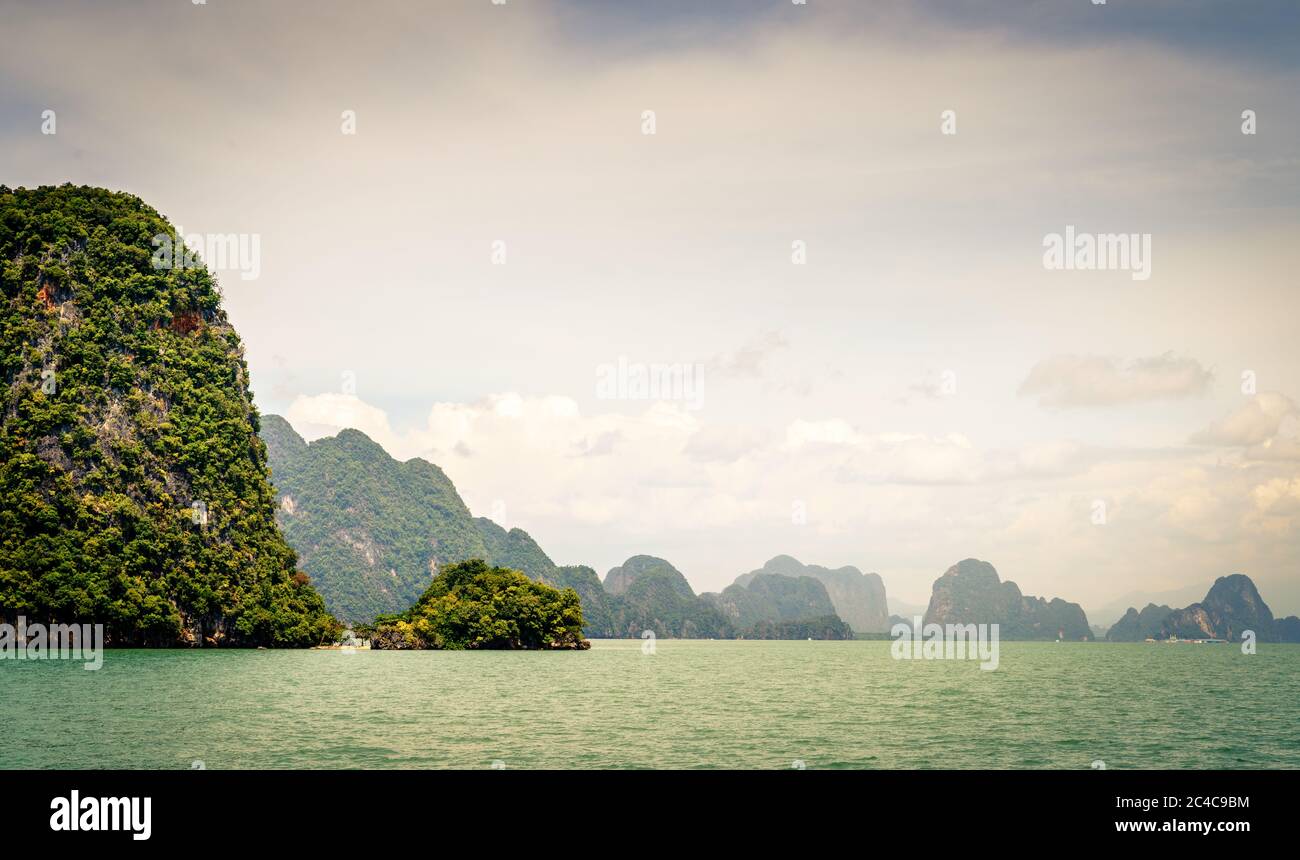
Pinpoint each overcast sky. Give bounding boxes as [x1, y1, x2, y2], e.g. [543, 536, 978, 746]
[5, 0, 1299, 620]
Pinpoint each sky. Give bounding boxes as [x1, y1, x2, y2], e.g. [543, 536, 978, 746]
[4, 0, 1299, 621]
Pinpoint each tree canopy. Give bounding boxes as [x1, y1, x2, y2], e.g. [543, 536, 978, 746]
[366, 559, 588, 650]
[0, 184, 339, 646]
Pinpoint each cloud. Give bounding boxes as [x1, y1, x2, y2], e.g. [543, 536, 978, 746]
[709, 331, 788, 379]
[1252, 477, 1300, 515]
[1019, 353, 1213, 408]
[284, 393, 403, 454]
[683, 424, 770, 463]
[1192, 392, 1298, 447]
[784, 421, 1090, 485]
[10, 0, 1298, 608]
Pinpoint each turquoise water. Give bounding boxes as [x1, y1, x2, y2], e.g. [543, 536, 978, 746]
[2, 641, 1296, 769]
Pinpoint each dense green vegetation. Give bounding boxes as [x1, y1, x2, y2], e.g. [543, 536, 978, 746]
[0, 185, 339, 645]
[543, 564, 614, 637]
[263, 415, 582, 624]
[364, 559, 588, 649]
[260, 415, 860, 640]
[602, 555, 733, 638]
[262, 415, 488, 623]
[1105, 574, 1300, 642]
[733, 554, 891, 633]
[924, 559, 1091, 641]
[474, 516, 558, 581]
[741, 615, 855, 640]
[704, 572, 839, 629]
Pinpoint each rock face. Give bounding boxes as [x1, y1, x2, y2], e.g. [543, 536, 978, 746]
[0, 185, 337, 646]
[922, 559, 1092, 640]
[1105, 603, 1175, 642]
[704, 572, 838, 629]
[1107, 576, 1289, 644]
[603, 557, 654, 597]
[601, 556, 733, 638]
[736, 555, 889, 633]
[263, 416, 488, 624]
[1164, 575, 1273, 641]
[1107, 574, 1296, 642]
[604, 556, 854, 639]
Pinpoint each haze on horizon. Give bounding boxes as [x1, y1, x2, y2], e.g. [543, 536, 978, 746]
[3, 0, 1298, 618]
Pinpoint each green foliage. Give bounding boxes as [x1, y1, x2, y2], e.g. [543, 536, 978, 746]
[704, 573, 838, 629]
[261, 415, 489, 623]
[0, 184, 340, 646]
[545, 565, 614, 637]
[368, 558, 588, 650]
[473, 517, 557, 581]
[740, 615, 855, 640]
[603, 556, 733, 639]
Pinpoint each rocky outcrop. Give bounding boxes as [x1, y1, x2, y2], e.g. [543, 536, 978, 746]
[0, 185, 337, 646]
[922, 559, 1092, 640]
[1162, 575, 1272, 641]
[1105, 603, 1174, 642]
[1105, 574, 1297, 642]
[703, 573, 839, 629]
[735, 555, 890, 633]
[602, 556, 732, 638]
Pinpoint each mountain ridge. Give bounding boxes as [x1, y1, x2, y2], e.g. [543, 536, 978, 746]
[922, 558, 1092, 640]
[1106, 574, 1300, 642]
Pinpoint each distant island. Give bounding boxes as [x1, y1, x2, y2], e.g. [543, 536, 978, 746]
[1106, 574, 1300, 643]
[920, 559, 1092, 641]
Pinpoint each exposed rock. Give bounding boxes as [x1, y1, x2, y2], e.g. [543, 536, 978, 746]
[1162, 575, 1275, 641]
[1105, 574, 1293, 643]
[602, 556, 732, 638]
[1105, 603, 1174, 642]
[735, 555, 889, 633]
[0, 185, 337, 647]
[922, 558, 1091, 640]
[703, 572, 838, 629]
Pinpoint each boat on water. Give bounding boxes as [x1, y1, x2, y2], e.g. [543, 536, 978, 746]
[1143, 635, 1228, 644]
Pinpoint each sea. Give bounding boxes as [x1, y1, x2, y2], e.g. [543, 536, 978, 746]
[2, 640, 1296, 769]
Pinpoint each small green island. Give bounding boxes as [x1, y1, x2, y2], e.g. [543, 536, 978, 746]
[359, 559, 589, 650]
